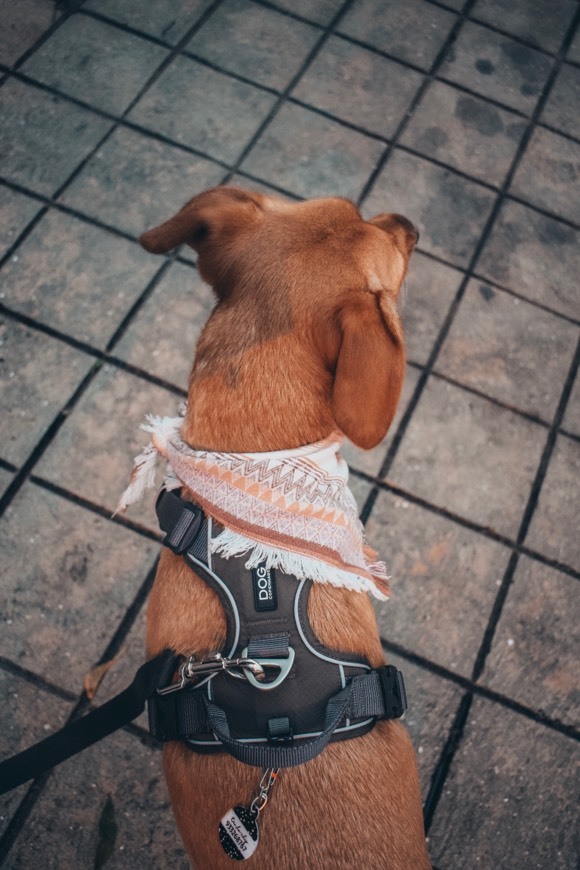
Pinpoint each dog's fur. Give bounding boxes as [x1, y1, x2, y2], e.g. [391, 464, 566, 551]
[139, 186, 431, 869]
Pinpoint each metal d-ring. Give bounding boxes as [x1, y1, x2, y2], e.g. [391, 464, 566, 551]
[240, 646, 295, 691]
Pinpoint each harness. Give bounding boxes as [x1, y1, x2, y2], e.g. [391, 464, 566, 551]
[0, 489, 408, 797]
[148, 489, 408, 768]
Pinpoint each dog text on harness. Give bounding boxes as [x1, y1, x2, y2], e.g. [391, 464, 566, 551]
[252, 564, 277, 612]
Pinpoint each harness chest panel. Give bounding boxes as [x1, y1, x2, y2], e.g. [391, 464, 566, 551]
[149, 489, 407, 766]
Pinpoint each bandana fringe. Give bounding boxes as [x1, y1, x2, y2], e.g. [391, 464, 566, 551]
[117, 410, 390, 600]
[210, 527, 388, 599]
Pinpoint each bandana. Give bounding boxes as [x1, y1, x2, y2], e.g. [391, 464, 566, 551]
[117, 410, 389, 600]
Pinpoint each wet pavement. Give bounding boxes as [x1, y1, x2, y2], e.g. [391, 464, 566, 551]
[0, 0, 579, 867]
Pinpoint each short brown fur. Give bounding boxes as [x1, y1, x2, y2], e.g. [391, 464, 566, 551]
[141, 186, 431, 869]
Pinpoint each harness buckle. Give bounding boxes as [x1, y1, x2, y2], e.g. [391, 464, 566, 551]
[378, 665, 408, 719]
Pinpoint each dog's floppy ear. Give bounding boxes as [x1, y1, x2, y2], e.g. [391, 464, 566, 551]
[139, 186, 264, 254]
[331, 291, 405, 450]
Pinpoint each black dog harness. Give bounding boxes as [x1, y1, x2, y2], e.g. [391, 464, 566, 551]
[0, 489, 408, 798]
[148, 489, 407, 768]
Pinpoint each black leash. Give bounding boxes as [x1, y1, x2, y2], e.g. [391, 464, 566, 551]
[0, 649, 177, 796]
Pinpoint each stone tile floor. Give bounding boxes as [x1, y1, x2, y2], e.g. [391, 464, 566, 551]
[0, 0, 578, 867]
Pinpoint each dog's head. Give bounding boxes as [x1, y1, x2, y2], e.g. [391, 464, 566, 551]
[140, 186, 418, 450]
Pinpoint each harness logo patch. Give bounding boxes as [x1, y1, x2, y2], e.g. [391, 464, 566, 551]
[252, 564, 277, 612]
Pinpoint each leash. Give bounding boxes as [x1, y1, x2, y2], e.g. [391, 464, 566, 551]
[0, 649, 177, 795]
[0, 647, 405, 794]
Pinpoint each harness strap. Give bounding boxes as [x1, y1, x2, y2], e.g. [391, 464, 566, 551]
[148, 665, 406, 768]
[0, 649, 177, 796]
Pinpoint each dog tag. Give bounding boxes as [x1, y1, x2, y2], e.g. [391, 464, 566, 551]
[219, 804, 260, 861]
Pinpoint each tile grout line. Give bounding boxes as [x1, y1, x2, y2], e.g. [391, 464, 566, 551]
[1, 66, 578, 265]
[2, 171, 579, 331]
[0, 0, 229, 521]
[0, 9, 236, 853]
[0, 656, 78, 704]
[359, 1, 580, 526]
[355, 0, 481, 208]
[379, 638, 580, 742]
[377, 4, 580, 836]
[0, 0, 83, 80]
[28, 476, 163, 543]
[470, 335, 580, 680]
[217, 0, 362, 185]
[422, 339, 580, 833]
[3, 282, 575, 432]
[0, 4, 576, 860]
[0, 557, 161, 864]
[0, 300, 188, 397]
[353, 470, 580, 582]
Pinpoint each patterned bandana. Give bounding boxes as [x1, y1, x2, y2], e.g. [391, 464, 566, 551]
[117, 410, 389, 600]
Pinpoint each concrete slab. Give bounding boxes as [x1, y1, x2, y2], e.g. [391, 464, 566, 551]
[0, 210, 160, 349]
[6, 728, 188, 869]
[401, 252, 463, 366]
[436, 279, 578, 421]
[363, 149, 497, 267]
[0, 0, 578, 865]
[0, 0, 56, 67]
[0, 187, 43, 259]
[271, 0, 342, 26]
[438, 20, 553, 113]
[0, 78, 113, 197]
[526, 434, 580, 567]
[561, 373, 580, 437]
[481, 555, 580, 727]
[114, 261, 214, 389]
[239, 101, 385, 200]
[185, 0, 321, 91]
[22, 16, 169, 116]
[0, 670, 73, 839]
[387, 376, 547, 538]
[477, 199, 579, 319]
[428, 697, 580, 869]
[293, 35, 424, 138]
[367, 490, 511, 676]
[471, 0, 578, 54]
[341, 365, 420, 478]
[128, 55, 277, 164]
[84, 0, 213, 45]
[60, 126, 224, 239]
[34, 364, 181, 529]
[540, 62, 580, 139]
[0, 319, 94, 467]
[0, 482, 159, 693]
[401, 80, 527, 185]
[510, 127, 580, 225]
[338, 0, 458, 70]
[386, 654, 465, 799]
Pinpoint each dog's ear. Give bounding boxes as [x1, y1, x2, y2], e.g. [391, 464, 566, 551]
[331, 291, 405, 450]
[139, 186, 265, 254]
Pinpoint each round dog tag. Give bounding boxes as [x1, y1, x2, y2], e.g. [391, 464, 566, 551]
[219, 804, 260, 861]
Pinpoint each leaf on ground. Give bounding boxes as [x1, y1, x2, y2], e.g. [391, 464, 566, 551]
[84, 647, 126, 700]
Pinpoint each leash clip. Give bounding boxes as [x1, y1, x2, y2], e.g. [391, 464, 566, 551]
[157, 654, 267, 695]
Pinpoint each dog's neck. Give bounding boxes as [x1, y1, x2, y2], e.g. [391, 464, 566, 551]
[181, 366, 337, 454]
[179, 294, 341, 453]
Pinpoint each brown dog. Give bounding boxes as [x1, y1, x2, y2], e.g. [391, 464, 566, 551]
[138, 186, 430, 869]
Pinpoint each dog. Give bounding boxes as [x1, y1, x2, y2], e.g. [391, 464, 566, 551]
[131, 186, 430, 869]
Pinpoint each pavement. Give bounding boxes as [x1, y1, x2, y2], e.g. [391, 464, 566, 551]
[0, 0, 579, 867]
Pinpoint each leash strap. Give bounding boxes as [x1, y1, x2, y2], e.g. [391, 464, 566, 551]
[0, 649, 177, 796]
